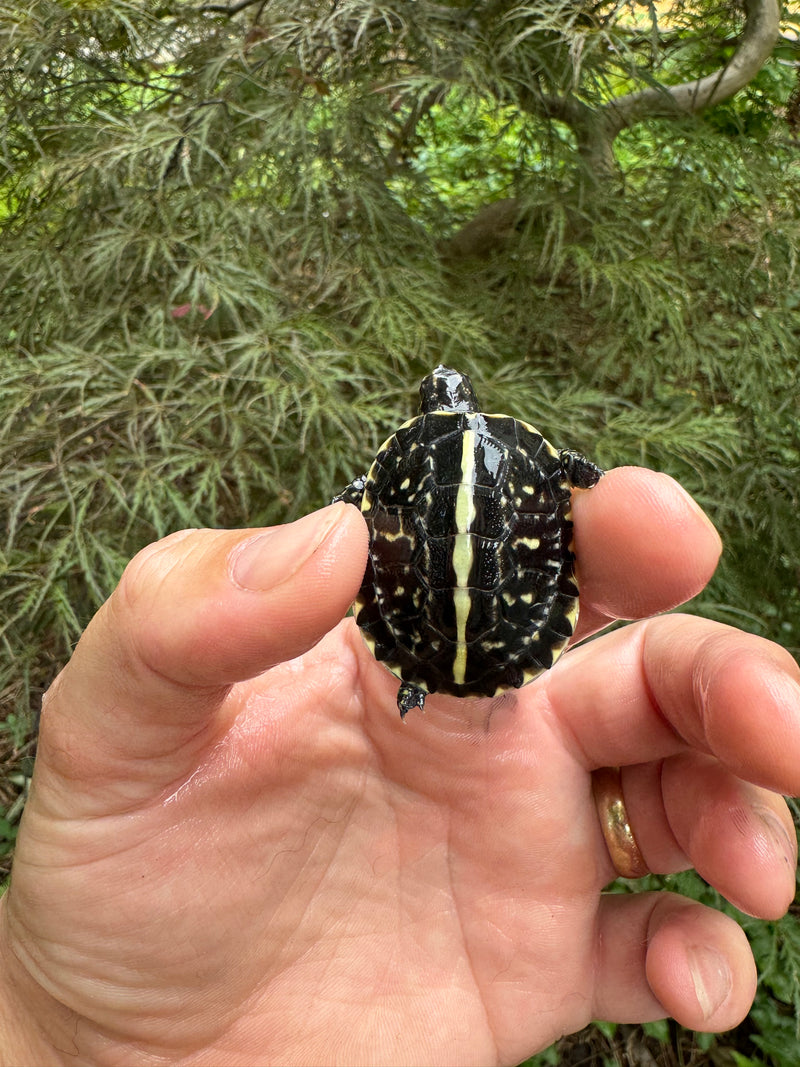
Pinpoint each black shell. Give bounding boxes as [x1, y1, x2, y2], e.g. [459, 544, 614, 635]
[335, 366, 602, 717]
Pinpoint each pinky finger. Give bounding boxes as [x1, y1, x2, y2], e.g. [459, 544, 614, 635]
[594, 893, 757, 1033]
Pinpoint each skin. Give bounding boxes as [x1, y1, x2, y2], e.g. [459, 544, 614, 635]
[1, 466, 799, 1067]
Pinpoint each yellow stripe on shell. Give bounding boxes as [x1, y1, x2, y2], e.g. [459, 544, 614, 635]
[452, 429, 477, 685]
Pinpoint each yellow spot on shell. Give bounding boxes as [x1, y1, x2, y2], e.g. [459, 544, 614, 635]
[518, 536, 541, 550]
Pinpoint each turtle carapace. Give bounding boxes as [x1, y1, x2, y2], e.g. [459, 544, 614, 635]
[334, 365, 603, 719]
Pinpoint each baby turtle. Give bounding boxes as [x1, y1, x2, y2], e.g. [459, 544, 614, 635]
[334, 365, 602, 718]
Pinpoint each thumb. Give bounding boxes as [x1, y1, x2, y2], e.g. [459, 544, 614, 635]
[116, 502, 367, 687]
[34, 504, 368, 813]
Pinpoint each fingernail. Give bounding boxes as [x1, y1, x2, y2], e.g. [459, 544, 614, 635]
[231, 506, 344, 591]
[687, 945, 732, 1021]
[755, 805, 798, 869]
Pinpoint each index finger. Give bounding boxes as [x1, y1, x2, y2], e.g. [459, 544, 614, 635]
[572, 466, 722, 641]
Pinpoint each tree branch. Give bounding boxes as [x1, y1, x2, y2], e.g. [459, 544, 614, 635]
[199, 0, 266, 14]
[603, 0, 781, 135]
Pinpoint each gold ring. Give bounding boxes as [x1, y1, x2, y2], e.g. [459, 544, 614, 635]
[592, 766, 648, 880]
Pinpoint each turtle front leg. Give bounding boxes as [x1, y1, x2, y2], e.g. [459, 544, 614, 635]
[559, 449, 603, 490]
[332, 474, 368, 507]
[397, 682, 427, 720]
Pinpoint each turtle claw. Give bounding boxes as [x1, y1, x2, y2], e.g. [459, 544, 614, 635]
[397, 682, 427, 719]
[559, 449, 603, 489]
[332, 474, 368, 507]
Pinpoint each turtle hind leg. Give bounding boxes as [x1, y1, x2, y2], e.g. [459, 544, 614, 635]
[332, 473, 368, 507]
[559, 449, 603, 490]
[397, 682, 427, 720]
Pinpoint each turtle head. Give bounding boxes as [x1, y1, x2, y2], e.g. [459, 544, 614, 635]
[419, 365, 479, 414]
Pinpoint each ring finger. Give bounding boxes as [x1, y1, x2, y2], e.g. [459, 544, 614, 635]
[618, 754, 797, 919]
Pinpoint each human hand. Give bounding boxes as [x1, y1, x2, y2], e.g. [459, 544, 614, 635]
[1, 467, 799, 1066]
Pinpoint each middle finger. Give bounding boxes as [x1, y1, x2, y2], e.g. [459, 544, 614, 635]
[548, 614, 800, 797]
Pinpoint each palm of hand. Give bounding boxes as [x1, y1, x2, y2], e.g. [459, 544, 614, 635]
[4, 469, 799, 1067]
[13, 625, 598, 1065]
